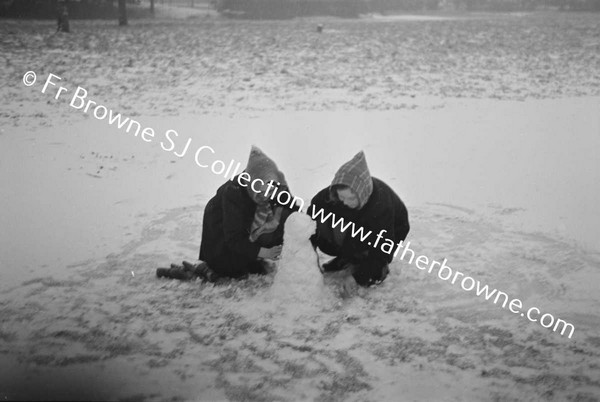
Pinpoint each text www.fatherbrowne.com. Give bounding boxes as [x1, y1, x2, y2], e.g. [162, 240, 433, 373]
[308, 205, 576, 339]
[24, 71, 575, 339]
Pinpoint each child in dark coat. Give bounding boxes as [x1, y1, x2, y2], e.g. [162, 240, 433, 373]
[309, 151, 410, 293]
[157, 146, 296, 282]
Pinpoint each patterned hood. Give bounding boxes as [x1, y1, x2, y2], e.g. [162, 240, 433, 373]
[330, 151, 373, 209]
[245, 145, 286, 187]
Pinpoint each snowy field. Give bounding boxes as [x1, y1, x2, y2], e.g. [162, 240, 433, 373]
[1, 11, 600, 401]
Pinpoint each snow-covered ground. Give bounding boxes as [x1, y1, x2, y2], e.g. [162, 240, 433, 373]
[2, 98, 599, 401]
[1, 11, 599, 402]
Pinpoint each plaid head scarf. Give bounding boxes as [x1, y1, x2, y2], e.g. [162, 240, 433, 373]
[330, 150, 373, 209]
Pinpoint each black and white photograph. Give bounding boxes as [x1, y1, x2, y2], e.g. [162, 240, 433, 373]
[1, 0, 599, 400]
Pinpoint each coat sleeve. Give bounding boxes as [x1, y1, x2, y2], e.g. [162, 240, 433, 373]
[393, 197, 410, 244]
[307, 188, 332, 250]
[347, 203, 396, 265]
[349, 186, 410, 266]
[341, 184, 409, 265]
[221, 186, 261, 260]
[269, 183, 299, 222]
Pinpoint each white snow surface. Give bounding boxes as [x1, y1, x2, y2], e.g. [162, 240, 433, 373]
[1, 97, 599, 400]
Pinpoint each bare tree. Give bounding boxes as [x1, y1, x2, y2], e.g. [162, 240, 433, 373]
[56, 0, 70, 32]
[118, 0, 128, 25]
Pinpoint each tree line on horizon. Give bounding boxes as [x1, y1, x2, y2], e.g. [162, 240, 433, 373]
[0, 0, 598, 20]
[0, 0, 146, 19]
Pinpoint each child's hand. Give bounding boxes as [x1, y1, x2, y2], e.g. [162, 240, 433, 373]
[339, 274, 358, 298]
[258, 245, 283, 260]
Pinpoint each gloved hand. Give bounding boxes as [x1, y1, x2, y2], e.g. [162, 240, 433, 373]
[258, 245, 282, 260]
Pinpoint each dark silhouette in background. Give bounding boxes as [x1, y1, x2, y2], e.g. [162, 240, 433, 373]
[118, 0, 127, 24]
[56, 0, 69, 32]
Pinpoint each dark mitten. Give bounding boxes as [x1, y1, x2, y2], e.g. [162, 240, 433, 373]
[352, 260, 389, 287]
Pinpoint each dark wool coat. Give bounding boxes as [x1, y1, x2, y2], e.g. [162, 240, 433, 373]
[199, 176, 294, 278]
[309, 151, 410, 283]
[310, 177, 410, 264]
